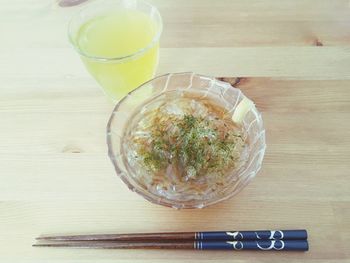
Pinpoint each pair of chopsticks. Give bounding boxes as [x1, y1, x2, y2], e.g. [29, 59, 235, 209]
[34, 229, 308, 251]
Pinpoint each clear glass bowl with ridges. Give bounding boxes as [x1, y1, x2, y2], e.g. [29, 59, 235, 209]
[107, 72, 266, 209]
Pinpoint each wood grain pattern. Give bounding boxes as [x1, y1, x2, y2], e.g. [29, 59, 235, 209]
[0, 0, 350, 262]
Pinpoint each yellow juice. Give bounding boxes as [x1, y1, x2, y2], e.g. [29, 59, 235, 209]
[74, 10, 159, 101]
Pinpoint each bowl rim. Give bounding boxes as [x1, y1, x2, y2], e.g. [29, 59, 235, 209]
[106, 72, 266, 209]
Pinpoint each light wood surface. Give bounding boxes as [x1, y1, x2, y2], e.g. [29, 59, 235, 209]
[1, 0, 350, 262]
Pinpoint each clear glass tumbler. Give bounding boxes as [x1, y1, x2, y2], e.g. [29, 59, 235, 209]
[107, 73, 266, 209]
[68, 0, 162, 102]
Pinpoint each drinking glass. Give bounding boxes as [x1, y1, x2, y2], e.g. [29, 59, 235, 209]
[68, 0, 162, 102]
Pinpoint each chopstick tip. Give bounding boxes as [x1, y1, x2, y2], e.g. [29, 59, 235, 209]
[36, 236, 57, 241]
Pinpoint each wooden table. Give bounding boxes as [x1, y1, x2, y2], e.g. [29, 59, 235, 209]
[1, 0, 350, 262]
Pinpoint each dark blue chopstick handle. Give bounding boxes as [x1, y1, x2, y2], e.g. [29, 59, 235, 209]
[195, 240, 308, 251]
[195, 230, 307, 241]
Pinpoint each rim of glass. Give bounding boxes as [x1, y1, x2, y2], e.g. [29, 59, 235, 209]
[106, 72, 266, 209]
[67, 0, 163, 62]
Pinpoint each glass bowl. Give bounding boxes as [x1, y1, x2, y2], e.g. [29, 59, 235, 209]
[107, 72, 266, 209]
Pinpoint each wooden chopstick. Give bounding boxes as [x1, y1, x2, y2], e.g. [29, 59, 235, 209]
[36, 229, 307, 242]
[36, 232, 193, 241]
[33, 240, 309, 251]
[34, 241, 193, 249]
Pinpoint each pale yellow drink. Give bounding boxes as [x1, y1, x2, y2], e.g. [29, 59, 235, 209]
[69, 2, 162, 102]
